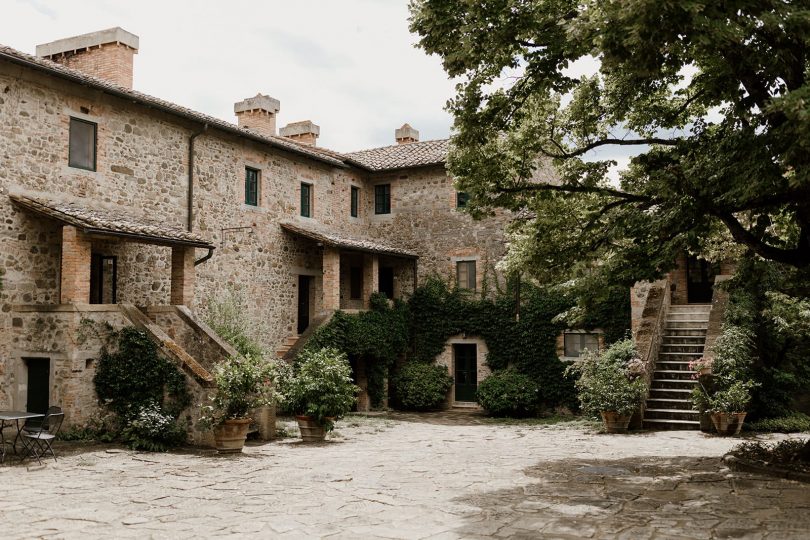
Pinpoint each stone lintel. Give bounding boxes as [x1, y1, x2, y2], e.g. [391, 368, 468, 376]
[36, 27, 140, 57]
[279, 120, 320, 137]
[234, 94, 281, 115]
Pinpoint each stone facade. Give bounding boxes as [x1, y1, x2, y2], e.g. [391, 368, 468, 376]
[435, 335, 491, 406]
[0, 34, 510, 425]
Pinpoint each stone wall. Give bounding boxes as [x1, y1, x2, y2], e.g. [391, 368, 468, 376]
[434, 334, 491, 406]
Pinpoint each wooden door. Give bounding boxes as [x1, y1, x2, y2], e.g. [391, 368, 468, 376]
[297, 275, 311, 334]
[453, 344, 478, 402]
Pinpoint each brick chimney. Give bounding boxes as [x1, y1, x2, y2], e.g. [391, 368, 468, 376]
[36, 27, 139, 89]
[395, 123, 419, 144]
[234, 94, 281, 138]
[279, 120, 320, 146]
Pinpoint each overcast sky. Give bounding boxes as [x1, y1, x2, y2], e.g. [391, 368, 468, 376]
[2, 0, 455, 152]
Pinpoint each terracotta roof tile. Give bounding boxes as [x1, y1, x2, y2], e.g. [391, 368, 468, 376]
[344, 139, 449, 171]
[10, 192, 213, 248]
[280, 220, 417, 258]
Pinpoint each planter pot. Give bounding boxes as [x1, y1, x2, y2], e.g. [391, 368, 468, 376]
[213, 418, 252, 453]
[711, 412, 747, 436]
[295, 415, 332, 442]
[699, 410, 714, 433]
[600, 411, 633, 434]
[697, 367, 712, 378]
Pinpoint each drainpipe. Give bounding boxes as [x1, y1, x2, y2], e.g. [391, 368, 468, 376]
[187, 123, 209, 232]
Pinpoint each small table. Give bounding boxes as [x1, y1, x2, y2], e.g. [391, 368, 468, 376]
[0, 411, 45, 464]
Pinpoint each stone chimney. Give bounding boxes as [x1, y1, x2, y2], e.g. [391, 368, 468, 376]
[36, 27, 139, 89]
[279, 120, 320, 146]
[234, 94, 281, 138]
[395, 123, 419, 144]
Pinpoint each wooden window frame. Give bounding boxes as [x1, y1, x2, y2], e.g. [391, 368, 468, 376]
[350, 186, 359, 218]
[374, 184, 391, 215]
[563, 331, 600, 358]
[456, 260, 477, 291]
[245, 167, 260, 206]
[456, 192, 470, 209]
[68, 117, 97, 171]
[300, 182, 313, 218]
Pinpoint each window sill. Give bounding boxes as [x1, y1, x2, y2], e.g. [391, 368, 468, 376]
[241, 204, 267, 213]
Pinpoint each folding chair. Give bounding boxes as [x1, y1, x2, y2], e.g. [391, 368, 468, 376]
[20, 412, 64, 465]
[22, 406, 62, 435]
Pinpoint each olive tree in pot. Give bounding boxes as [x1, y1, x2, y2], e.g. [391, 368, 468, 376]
[200, 354, 287, 453]
[565, 339, 647, 433]
[285, 347, 358, 442]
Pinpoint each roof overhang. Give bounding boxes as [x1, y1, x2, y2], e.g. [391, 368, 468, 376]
[280, 221, 418, 259]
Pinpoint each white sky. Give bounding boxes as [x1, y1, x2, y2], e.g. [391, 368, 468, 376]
[2, 0, 455, 152]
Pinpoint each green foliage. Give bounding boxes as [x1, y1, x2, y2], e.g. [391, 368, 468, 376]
[408, 277, 627, 408]
[410, 0, 810, 299]
[58, 413, 118, 442]
[476, 369, 540, 417]
[304, 294, 409, 407]
[94, 327, 191, 419]
[284, 347, 358, 431]
[205, 287, 265, 358]
[703, 380, 756, 414]
[392, 362, 453, 411]
[201, 353, 287, 428]
[730, 440, 810, 472]
[565, 339, 647, 416]
[121, 402, 188, 452]
[747, 412, 810, 434]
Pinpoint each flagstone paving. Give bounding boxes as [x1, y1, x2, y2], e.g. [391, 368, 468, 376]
[0, 414, 807, 539]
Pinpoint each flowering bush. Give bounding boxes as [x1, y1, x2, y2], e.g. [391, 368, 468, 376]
[200, 354, 288, 429]
[692, 323, 757, 414]
[121, 402, 187, 452]
[476, 369, 539, 417]
[565, 339, 647, 417]
[284, 347, 358, 431]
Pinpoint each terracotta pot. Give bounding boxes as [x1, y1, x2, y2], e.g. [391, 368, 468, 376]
[295, 415, 331, 442]
[699, 410, 714, 433]
[213, 418, 252, 453]
[711, 412, 747, 436]
[697, 367, 712, 378]
[600, 411, 633, 434]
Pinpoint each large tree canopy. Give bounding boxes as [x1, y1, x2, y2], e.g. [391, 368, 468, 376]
[410, 0, 810, 285]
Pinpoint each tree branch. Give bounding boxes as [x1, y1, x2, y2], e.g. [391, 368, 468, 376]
[495, 181, 653, 203]
[539, 137, 678, 159]
[713, 211, 810, 267]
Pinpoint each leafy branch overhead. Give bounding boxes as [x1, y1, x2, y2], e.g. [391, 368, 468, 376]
[410, 0, 810, 282]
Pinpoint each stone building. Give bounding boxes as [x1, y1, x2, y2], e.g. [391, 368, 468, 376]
[0, 28, 510, 432]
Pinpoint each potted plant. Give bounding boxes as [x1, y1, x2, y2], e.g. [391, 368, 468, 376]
[285, 347, 358, 442]
[200, 354, 286, 453]
[694, 379, 754, 436]
[688, 356, 713, 378]
[565, 339, 648, 433]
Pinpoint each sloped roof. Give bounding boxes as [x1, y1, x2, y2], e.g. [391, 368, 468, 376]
[10, 192, 213, 248]
[280, 220, 417, 258]
[0, 45, 345, 168]
[344, 139, 449, 171]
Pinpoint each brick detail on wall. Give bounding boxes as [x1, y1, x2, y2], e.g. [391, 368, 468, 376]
[170, 246, 196, 307]
[322, 246, 341, 312]
[362, 253, 379, 308]
[49, 43, 136, 89]
[60, 225, 91, 304]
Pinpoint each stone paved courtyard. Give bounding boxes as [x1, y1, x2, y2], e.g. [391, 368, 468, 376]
[1, 413, 808, 539]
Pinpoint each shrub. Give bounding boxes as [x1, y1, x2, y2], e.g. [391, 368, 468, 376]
[201, 353, 287, 428]
[705, 380, 755, 413]
[729, 439, 810, 473]
[747, 412, 810, 433]
[393, 362, 453, 411]
[565, 339, 647, 417]
[121, 402, 188, 452]
[205, 287, 265, 358]
[476, 369, 540, 417]
[284, 347, 358, 431]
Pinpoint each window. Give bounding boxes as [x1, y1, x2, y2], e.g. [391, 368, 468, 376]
[456, 261, 476, 291]
[349, 266, 362, 300]
[374, 184, 391, 214]
[456, 192, 470, 208]
[69, 117, 96, 171]
[563, 332, 600, 357]
[300, 182, 312, 217]
[245, 167, 259, 206]
[350, 186, 359, 218]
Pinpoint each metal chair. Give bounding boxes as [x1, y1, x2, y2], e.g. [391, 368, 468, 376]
[22, 406, 62, 435]
[20, 412, 64, 465]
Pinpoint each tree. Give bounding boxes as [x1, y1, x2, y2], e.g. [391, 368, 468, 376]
[409, 0, 810, 287]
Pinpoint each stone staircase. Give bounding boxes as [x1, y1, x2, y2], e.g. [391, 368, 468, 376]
[643, 304, 711, 430]
[275, 334, 301, 358]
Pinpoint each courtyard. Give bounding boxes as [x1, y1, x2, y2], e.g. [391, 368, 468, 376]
[1, 413, 808, 539]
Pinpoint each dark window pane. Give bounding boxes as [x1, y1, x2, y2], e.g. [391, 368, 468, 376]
[350, 186, 359, 217]
[349, 266, 362, 299]
[375, 184, 391, 214]
[301, 183, 312, 217]
[245, 167, 259, 206]
[564, 332, 600, 357]
[69, 117, 96, 171]
[457, 192, 470, 208]
[456, 261, 476, 291]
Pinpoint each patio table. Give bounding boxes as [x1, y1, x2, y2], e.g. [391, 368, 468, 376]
[0, 411, 44, 463]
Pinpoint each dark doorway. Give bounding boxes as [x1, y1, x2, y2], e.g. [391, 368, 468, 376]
[90, 253, 117, 304]
[25, 358, 50, 416]
[686, 256, 716, 304]
[379, 267, 394, 299]
[453, 344, 478, 402]
[297, 275, 311, 334]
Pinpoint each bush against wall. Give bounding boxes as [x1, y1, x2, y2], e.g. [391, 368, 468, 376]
[93, 327, 191, 450]
[392, 363, 453, 411]
[476, 369, 540, 417]
[205, 286, 265, 358]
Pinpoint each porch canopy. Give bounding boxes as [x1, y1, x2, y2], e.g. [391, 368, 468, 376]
[10, 192, 214, 306]
[280, 220, 418, 312]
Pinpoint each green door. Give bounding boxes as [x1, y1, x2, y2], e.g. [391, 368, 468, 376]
[454, 344, 478, 402]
